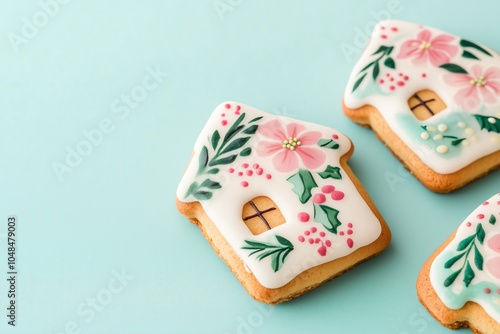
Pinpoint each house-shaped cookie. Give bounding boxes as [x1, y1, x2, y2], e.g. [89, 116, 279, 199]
[176, 102, 390, 304]
[343, 20, 500, 192]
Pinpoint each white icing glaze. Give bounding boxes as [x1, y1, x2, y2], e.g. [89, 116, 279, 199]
[344, 20, 500, 174]
[177, 102, 383, 289]
[430, 193, 500, 323]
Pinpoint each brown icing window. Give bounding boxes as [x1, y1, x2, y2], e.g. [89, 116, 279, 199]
[408, 90, 447, 120]
[242, 196, 285, 235]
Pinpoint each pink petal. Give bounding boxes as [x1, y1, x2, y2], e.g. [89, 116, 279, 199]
[298, 131, 322, 145]
[273, 150, 298, 173]
[484, 66, 500, 81]
[480, 86, 497, 104]
[486, 257, 500, 279]
[296, 147, 326, 170]
[470, 64, 484, 78]
[258, 119, 286, 141]
[256, 141, 284, 157]
[412, 50, 428, 64]
[488, 234, 500, 253]
[286, 123, 306, 139]
[455, 86, 480, 111]
[486, 80, 500, 94]
[444, 73, 473, 86]
[417, 29, 432, 42]
[428, 49, 451, 67]
[430, 34, 455, 45]
[433, 43, 458, 58]
[397, 40, 421, 59]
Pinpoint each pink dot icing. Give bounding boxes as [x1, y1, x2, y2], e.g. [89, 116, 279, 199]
[466, 222, 472, 227]
[478, 214, 485, 219]
[304, 231, 310, 236]
[256, 168, 264, 175]
[298, 212, 310, 222]
[317, 246, 327, 256]
[397, 81, 404, 86]
[422, 73, 427, 78]
[221, 113, 225, 117]
[224, 103, 231, 109]
[310, 227, 317, 233]
[298, 236, 305, 242]
[241, 181, 249, 187]
[347, 223, 353, 228]
[246, 170, 253, 176]
[322, 185, 335, 193]
[253, 163, 259, 169]
[242, 163, 249, 168]
[331, 190, 345, 201]
[266, 174, 272, 180]
[308, 238, 314, 244]
[222, 120, 228, 126]
[347, 238, 354, 248]
[228, 168, 234, 173]
[389, 85, 395, 91]
[404, 75, 409, 80]
[320, 232, 326, 237]
[238, 172, 243, 176]
[379, 79, 384, 84]
[313, 193, 326, 204]
[381, 34, 387, 39]
[485, 288, 492, 294]
[483, 201, 489, 206]
[236, 105, 241, 112]
[315, 238, 320, 244]
[332, 134, 339, 139]
[347, 229, 353, 235]
[339, 231, 345, 236]
[391, 27, 398, 32]
[325, 240, 332, 247]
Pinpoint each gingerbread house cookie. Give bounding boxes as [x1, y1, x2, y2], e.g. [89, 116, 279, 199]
[176, 102, 391, 304]
[418, 193, 500, 334]
[343, 20, 500, 193]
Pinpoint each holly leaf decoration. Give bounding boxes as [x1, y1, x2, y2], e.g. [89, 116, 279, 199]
[242, 235, 294, 272]
[317, 138, 340, 150]
[318, 165, 342, 180]
[474, 115, 500, 133]
[287, 169, 318, 204]
[439, 63, 468, 74]
[313, 204, 342, 234]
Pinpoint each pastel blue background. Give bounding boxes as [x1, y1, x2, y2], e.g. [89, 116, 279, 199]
[1, 1, 499, 333]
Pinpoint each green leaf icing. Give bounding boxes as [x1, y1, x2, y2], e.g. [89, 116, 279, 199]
[313, 204, 342, 234]
[318, 165, 342, 180]
[242, 235, 294, 272]
[287, 169, 318, 204]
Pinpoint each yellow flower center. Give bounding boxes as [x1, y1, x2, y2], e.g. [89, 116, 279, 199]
[282, 137, 301, 151]
[419, 41, 431, 50]
[470, 76, 487, 87]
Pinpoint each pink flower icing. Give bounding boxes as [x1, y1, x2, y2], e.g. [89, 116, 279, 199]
[256, 119, 326, 173]
[444, 64, 500, 111]
[397, 29, 458, 67]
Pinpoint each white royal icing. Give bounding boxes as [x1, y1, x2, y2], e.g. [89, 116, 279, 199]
[177, 102, 383, 289]
[344, 20, 500, 174]
[430, 193, 500, 323]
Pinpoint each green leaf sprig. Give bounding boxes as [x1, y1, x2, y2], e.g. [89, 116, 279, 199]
[242, 235, 294, 272]
[352, 45, 395, 93]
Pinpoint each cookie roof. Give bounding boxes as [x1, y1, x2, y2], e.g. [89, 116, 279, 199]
[176, 102, 382, 288]
[430, 193, 500, 323]
[344, 20, 500, 174]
